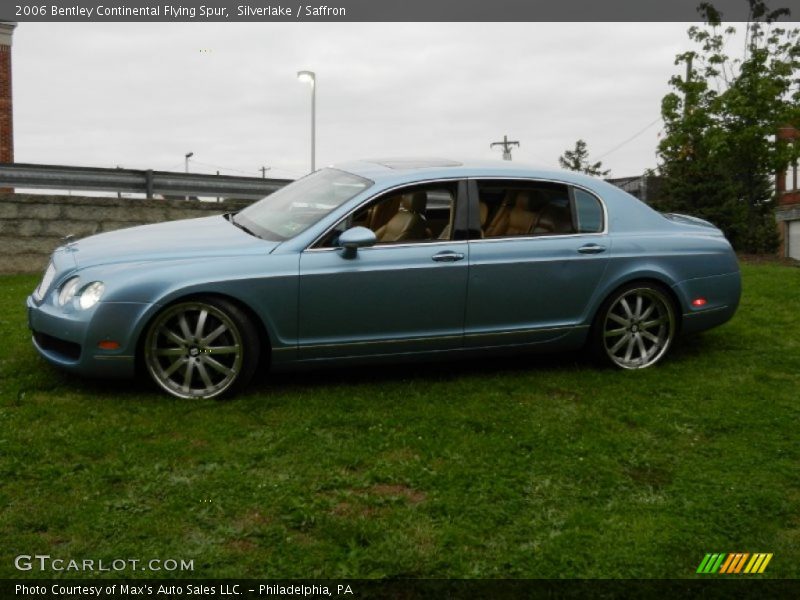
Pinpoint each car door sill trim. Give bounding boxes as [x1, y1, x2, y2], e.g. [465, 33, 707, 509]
[298, 325, 587, 350]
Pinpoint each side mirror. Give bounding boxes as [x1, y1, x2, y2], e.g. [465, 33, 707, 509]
[338, 226, 376, 257]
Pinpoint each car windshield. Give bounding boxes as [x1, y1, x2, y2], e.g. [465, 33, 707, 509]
[233, 168, 372, 241]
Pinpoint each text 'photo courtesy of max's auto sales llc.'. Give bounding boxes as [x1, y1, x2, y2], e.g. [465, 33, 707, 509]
[15, 582, 355, 597]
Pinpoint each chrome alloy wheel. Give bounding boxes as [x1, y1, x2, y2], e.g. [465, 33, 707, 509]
[144, 301, 244, 399]
[602, 287, 675, 369]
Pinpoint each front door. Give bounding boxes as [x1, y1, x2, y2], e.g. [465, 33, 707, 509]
[298, 180, 469, 359]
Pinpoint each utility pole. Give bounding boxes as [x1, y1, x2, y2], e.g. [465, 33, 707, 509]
[297, 71, 316, 172]
[490, 135, 520, 160]
[260, 166, 271, 178]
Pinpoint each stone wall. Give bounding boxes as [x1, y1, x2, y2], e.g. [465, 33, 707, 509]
[0, 193, 252, 274]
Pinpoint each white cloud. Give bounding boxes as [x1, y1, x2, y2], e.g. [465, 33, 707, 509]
[13, 22, 702, 178]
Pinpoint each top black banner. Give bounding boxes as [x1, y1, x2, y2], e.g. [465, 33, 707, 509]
[1, 0, 795, 23]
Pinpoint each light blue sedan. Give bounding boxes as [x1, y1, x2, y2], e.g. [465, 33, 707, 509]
[27, 159, 741, 399]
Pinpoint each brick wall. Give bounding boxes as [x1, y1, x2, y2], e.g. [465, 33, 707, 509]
[0, 193, 251, 274]
[0, 44, 11, 164]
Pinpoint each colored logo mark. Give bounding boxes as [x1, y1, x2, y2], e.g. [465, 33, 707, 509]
[696, 553, 773, 574]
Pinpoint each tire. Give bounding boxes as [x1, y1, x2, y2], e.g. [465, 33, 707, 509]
[590, 282, 677, 370]
[143, 297, 260, 399]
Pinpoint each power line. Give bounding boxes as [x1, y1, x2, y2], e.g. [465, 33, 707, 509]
[596, 117, 663, 160]
[191, 160, 259, 176]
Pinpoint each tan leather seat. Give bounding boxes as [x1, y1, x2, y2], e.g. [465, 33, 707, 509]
[438, 201, 488, 240]
[534, 203, 573, 234]
[375, 192, 428, 242]
[479, 201, 489, 231]
[366, 194, 401, 232]
[486, 192, 536, 237]
[505, 193, 538, 236]
[484, 193, 514, 237]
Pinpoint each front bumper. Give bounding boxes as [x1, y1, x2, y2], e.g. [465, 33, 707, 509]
[27, 295, 154, 379]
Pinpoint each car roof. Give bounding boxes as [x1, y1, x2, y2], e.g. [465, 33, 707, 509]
[331, 157, 609, 190]
[322, 157, 673, 236]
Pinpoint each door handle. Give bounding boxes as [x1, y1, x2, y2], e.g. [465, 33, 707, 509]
[578, 244, 606, 255]
[432, 251, 465, 262]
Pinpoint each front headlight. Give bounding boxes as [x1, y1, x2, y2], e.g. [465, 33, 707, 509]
[56, 278, 105, 309]
[57, 277, 80, 306]
[78, 282, 105, 310]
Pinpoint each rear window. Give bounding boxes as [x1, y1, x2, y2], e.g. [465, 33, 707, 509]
[477, 180, 574, 238]
[573, 188, 604, 233]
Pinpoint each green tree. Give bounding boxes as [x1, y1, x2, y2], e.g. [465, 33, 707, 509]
[558, 139, 610, 177]
[656, 0, 800, 253]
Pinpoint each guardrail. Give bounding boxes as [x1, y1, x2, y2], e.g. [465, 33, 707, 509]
[0, 163, 293, 200]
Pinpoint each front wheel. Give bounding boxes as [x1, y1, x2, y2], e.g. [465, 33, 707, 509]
[591, 283, 677, 369]
[143, 298, 260, 399]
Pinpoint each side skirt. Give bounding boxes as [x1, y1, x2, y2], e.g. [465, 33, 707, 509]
[273, 326, 590, 371]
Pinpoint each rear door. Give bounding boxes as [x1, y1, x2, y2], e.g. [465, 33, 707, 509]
[464, 179, 611, 347]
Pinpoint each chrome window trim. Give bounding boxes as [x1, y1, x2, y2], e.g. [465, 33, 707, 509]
[303, 175, 610, 252]
[303, 177, 466, 252]
[305, 239, 467, 254]
[467, 231, 608, 245]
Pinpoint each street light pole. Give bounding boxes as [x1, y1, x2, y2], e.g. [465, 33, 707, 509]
[184, 152, 194, 200]
[297, 70, 316, 172]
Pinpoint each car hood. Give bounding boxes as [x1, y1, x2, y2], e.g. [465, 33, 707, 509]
[70, 215, 278, 268]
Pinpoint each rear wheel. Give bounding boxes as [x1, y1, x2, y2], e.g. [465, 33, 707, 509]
[143, 298, 259, 399]
[592, 283, 677, 369]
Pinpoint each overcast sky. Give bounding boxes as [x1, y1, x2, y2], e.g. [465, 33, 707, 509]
[12, 22, 712, 179]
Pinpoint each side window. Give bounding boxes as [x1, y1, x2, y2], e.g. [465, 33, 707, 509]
[573, 188, 604, 233]
[479, 180, 574, 238]
[784, 162, 798, 192]
[317, 183, 457, 247]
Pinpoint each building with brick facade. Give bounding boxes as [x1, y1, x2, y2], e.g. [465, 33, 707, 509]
[0, 22, 15, 165]
[776, 126, 800, 259]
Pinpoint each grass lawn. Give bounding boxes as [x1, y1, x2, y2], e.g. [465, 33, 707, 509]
[1, 262, 798, 579]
